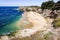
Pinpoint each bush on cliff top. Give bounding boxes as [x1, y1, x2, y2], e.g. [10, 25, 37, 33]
[54, 18, 60, 27]
[41, 1, 55, 10]
[41, 0, 60, 10]
[55, 1, 60, 10]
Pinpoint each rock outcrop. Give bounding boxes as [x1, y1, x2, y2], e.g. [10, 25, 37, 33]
[1, 7, 60, 40]
[9, 11, 53, 40]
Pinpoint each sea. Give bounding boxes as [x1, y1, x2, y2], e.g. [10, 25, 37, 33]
[0, 6, 24, 35]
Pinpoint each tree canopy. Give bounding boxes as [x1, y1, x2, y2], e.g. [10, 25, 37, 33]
[41, 1, 55, 10]
[55, 1, 60, 10]
[41, 0, 60, 10]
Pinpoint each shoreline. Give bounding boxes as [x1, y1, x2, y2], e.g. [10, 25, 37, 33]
[14, 11, 52, 38]
[0, 8, 55, 40]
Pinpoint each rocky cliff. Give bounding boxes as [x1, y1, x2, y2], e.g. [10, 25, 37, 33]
[0, 7, 60, 40]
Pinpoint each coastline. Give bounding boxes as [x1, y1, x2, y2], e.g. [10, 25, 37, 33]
[14, 11, 52, 38]
[0, 7, 56, 40]
[0, 15, 22, 35]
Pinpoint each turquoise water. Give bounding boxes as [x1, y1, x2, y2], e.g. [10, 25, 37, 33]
[0, 7, 23, 35]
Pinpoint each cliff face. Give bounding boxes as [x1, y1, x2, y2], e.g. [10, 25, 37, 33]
[0, 10, 54, 40]
[10, 9, 60, 40]
[0, 8, 60, 40]
[15, 11, 48, 36]
[8, 11, 53, 40]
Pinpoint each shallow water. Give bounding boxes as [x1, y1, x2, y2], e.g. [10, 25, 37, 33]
[0, 7, 23, 35]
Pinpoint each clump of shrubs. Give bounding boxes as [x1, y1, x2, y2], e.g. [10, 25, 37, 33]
[41, 0, 60, 10]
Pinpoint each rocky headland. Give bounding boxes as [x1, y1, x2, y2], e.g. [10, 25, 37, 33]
[0, 6, 60, 40]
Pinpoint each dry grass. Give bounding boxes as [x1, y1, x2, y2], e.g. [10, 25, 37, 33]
[11, 31, 44, 40]
[11, 30, 60, 40]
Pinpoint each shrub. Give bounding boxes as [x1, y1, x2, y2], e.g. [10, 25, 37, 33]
[54, 19, 60, 27]
[55, 1, 60, 10]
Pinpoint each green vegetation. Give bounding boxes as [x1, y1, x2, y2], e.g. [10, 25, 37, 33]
[54, 18, 60, 27]
[29, 6, 41, 8]
[41, 0, 60, 10]
[55, 1, 60, 10]
[43, 31, 52, 39]
[41, 0, 55, 10]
